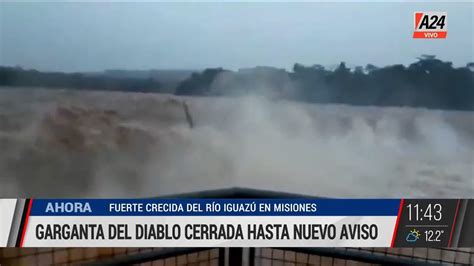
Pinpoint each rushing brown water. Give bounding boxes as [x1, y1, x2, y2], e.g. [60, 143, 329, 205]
[0, 87, 472, 197]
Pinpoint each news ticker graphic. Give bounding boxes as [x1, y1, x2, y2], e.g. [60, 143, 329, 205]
[0, 199, 472, 248]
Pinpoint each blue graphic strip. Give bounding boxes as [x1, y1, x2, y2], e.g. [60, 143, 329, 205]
[29, 199, 401, 216]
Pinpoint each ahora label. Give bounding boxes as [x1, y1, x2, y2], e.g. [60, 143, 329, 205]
[413, 12, 447, 39]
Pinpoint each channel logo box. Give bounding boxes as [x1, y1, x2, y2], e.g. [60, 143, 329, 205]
[413, 12, 447, 39]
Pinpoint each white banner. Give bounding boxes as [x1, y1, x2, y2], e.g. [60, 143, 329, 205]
[23, 216, 397, 247]
[0, 199, 17, 247]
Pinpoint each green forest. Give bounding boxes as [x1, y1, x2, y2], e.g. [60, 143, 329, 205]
[1, 55, 473, 111]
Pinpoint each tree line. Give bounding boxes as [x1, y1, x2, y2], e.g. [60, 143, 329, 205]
[0, 67, 162, 93]
[1, 56, 473, 110]
[175, 56, 474, 111]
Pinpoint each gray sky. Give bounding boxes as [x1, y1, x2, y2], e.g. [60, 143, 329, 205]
[0, 1, 472, 72]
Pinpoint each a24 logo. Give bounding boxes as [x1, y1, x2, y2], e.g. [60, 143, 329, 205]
[413, 12, 447, 39]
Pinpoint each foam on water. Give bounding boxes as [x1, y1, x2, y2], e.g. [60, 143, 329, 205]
[0, 88, 472, 197]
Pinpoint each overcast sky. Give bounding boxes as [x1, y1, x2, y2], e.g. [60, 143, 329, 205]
[0, 1, 472, 72]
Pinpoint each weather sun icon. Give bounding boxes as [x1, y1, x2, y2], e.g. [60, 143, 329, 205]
[406, 229, 422, 243]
